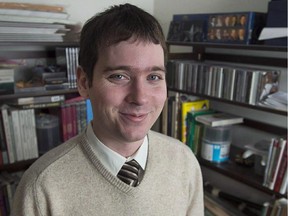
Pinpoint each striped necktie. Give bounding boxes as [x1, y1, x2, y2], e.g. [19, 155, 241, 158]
[117, 159, 144, 187]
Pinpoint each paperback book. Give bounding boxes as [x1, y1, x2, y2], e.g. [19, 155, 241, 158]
[195, 112, 243, 127]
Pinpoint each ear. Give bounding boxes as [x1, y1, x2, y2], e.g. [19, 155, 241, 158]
[77, 66, 89, 99]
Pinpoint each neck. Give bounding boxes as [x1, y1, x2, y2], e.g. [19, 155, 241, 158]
[110, 141, 143, 158]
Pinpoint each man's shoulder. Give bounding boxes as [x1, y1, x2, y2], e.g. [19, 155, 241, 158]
[21, 133, 85, 184]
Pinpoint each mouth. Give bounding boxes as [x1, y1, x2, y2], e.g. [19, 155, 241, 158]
[120, 112, 149, 122]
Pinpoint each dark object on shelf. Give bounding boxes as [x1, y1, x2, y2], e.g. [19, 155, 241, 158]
[265, 0, 287, 46]
[167, 20, 205, 42]
[36, 114, 60, 154]
[235, 152, 255, 167]
[167, 14, 208, 42]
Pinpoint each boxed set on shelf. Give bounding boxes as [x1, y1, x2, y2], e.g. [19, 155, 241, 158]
[167, 12, 266, 44]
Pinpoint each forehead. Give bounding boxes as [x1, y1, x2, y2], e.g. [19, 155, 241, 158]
[99, 39, 165, 66]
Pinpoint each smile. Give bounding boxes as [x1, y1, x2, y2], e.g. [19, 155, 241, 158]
[120, 112, 148, 122]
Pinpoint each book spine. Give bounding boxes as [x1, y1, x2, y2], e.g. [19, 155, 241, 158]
[0, 114, 8, 165]
[263, 138, 275, 186]
[60, 104, 68, 142]
[1, 108, 15, 163]
[279, 170, 287, 194]
[269, 139, 287, 190]
[10, 110, 23, 161]
[79, 101, 87, 132]
[274, 141, 287, 192]
[12, 101, 62, 109]
[28, 109, 38, 159]
[267, 139, 284, 189]
[71, 103, 77, 137]
[86, 99, 93, 124]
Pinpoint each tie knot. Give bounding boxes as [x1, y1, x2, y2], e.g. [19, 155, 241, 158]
[117, 159, 143, 187]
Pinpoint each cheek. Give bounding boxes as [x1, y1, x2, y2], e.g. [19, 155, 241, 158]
[92, 87, 125, 108]
[153, 88, 167, 108]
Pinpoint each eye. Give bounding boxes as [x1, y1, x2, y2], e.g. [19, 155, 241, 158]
[109, 74, 126, 80]
[147, 74, 164, 81]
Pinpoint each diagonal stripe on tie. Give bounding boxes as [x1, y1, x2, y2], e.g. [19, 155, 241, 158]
[117, 159, 143, 187]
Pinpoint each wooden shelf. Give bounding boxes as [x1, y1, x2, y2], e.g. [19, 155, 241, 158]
[167, 41, 287, 200]
[198, 146, 286, 198]
[166, 41, 287, 52]
[168, 88, 287, 116]
[0, 89, 79, 101]
[167, 42, 287, 67]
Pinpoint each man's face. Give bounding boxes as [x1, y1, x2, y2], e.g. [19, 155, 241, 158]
[85, 39, 167, 146]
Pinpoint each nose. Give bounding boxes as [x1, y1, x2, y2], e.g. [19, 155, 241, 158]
[126, 79, 149, 106]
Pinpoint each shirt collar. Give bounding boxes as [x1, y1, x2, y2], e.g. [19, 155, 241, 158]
[86, 123, 148, 176]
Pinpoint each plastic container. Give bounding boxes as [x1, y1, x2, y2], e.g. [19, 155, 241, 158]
[36, 114, 60, 154]
[201, 125, 232, 163]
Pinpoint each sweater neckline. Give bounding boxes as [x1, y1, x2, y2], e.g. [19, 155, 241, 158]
[80, 132, 156, 194]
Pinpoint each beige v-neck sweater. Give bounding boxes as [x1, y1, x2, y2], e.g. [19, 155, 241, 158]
[11, 130, 204, 216]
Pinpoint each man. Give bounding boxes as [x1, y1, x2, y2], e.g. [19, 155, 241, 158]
[11, 4, 204, 216]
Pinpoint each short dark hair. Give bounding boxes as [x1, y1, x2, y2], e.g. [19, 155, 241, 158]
[79, 3, 167, 86]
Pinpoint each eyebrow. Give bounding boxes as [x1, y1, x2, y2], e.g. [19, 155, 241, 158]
[104, 65, 166, 73]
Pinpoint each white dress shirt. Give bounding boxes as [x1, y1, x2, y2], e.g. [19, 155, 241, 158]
[86, 123, 148, 176]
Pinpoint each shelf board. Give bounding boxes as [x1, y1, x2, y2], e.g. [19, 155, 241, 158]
[167, 41, 287, 52]
[0, 89, 79, 101]
[167, 42, 287, 67]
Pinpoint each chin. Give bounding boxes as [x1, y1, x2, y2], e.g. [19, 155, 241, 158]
[121, 130, 148, 143]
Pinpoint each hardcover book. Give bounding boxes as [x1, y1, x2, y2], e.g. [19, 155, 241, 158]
[186, 109, 215, 154]
[181, 99, 209, 143]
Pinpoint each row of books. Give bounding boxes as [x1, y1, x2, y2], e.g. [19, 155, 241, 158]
[0, 105, 38, 164]
[166, 60, 280, 106]
[161, 93, 206, 142]
[161, 93, 243, 154]
[60, 96, 92, 142]
[56, 47, 79, 89]
[0, 3, 79, 42]
[263, 137, 287, 194]
[0, 95, 93, 165]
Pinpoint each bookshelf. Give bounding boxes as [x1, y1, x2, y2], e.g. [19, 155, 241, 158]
[165, 41, 287, 201]
[0, 41, 81, 172]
